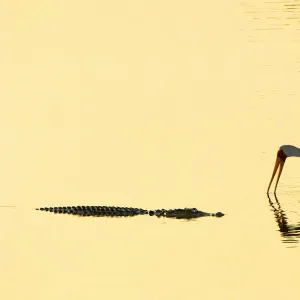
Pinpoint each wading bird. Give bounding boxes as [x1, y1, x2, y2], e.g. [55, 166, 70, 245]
[267, 145, 300, 194]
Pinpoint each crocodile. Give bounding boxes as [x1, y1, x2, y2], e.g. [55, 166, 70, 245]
[36, 206, 224, 219]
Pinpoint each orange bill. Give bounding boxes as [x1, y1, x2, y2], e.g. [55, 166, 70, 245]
[267, 156, 285, 194]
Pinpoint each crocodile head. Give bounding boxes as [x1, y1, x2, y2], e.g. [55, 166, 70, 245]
[215, 212, 224, 217]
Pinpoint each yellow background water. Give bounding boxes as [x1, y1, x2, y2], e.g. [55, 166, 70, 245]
[1, 1, 300, 299]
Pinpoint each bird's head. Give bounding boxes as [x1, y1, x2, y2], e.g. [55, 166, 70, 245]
[266, 145, 300, 194]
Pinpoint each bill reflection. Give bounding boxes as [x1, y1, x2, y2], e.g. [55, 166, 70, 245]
[268, 194, 300, 246]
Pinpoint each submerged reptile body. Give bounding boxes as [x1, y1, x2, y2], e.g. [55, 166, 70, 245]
[149, 208, 224, 219]
[36, 206, 224, 219]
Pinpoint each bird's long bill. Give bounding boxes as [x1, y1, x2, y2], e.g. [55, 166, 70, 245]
[267, 157, 285, 194]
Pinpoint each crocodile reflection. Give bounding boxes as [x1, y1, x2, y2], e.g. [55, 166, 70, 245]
[267, 194, 300, 245]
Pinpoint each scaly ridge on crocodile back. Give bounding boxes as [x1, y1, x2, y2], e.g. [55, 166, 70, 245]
[36, 206, 148, 217]
[36, 206, 224, 219]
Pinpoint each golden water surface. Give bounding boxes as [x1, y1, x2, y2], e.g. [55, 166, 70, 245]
[1, 1, 300, 299]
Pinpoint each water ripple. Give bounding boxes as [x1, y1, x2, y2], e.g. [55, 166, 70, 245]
[242, 0, 300, 33]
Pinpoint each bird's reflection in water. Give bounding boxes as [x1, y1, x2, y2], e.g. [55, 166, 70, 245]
[267, 194, 300, 246]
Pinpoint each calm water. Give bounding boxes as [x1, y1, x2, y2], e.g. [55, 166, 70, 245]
[1, 1, 300, 299]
